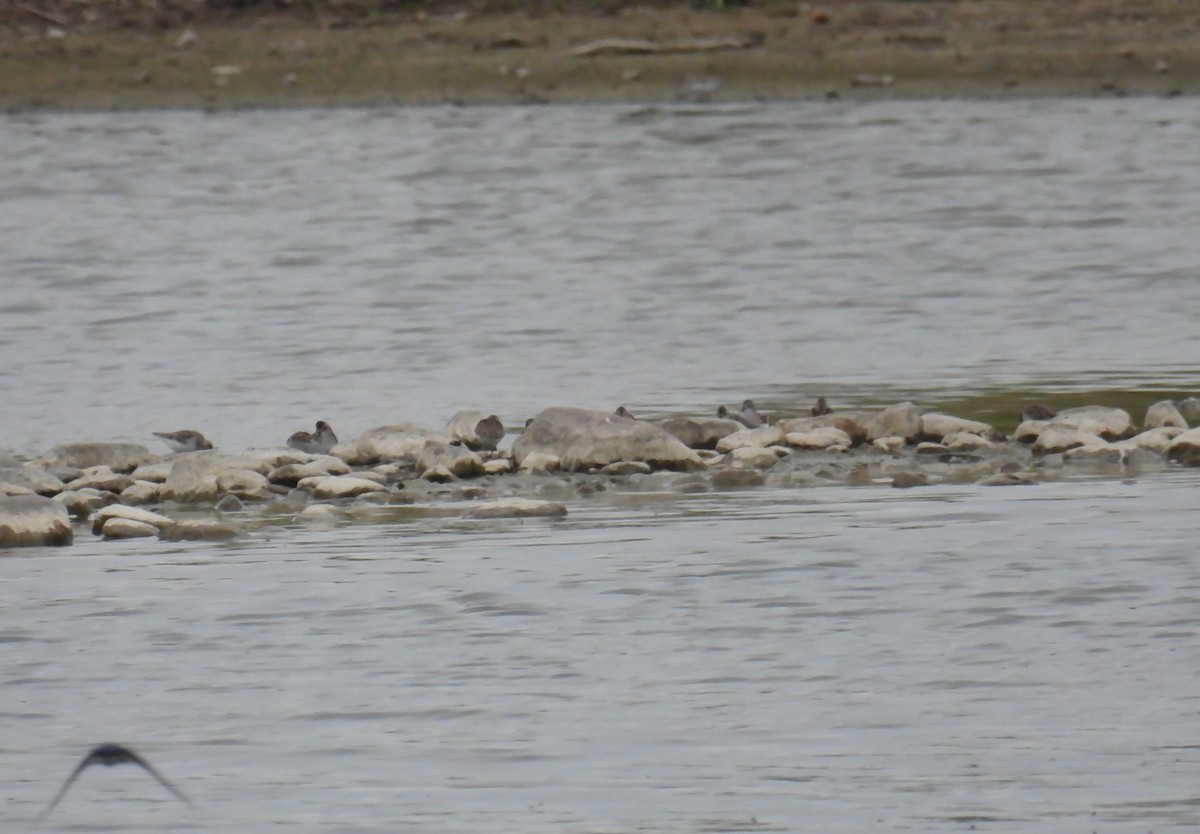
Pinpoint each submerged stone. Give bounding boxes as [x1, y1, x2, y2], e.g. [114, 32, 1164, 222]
[464, 497, 568, 519]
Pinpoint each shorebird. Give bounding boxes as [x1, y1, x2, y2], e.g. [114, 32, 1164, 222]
[472, 415, 505, 452]
[811, 397, 833, 417]
[613, 406, 636, 419]
[287, 420, 338, 454]
[1019, 404, 1057, 422]
[719, 399, 764, 428]
[39, 743, 191, 819]
[152, 430, 213, 453]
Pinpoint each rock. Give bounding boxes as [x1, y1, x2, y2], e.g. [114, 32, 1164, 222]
[1145, 400, 1188, 429]
[1013, 420, 1051, 443]
[463, 497, 568, 519]
[35, 442, 156, 473]
[158, 519, 243, 541]
[215, 469, 270, 500]
[514, 407, 702, 472]
[518, 452, 560, 474]
[784, 427, 853, 450]
[338, 424, 442, 465]
[130, 460, 175, 483]
[914, 442, 948, 456]
[0, 465, 65, 496]
[600, 461, 653, 476]
[1050, 406, 1133, 440]
[0, 484, 34, 496]
[1032, 427, 1108, 455]
[943, 432, 998, 452]
[919, 413, 998, 442]
[978, 472, 1036, 486]
[416, 440, 485, 479]
[100, 518, 159, 540]
[1111, 426, 1185, 454]
[1062, 444, 1123, 464]
[872, 436, 906, 453]
[715, 425, 785, 453]
[163, 455, 231, 503]
[298, 504, 344, 524]
[726, 447, 784, 470]
[710, 468, 765, 489]
[1166, 427, 1200, 466]
[1176, 397, 1200, 422]
[420, 464, 455, 483]
[0, 495, 73, 547]
[64, 466, 134, 494]
[777, 413, 868, 445]
[90, 505, 174, 536]
[891, 472, 929, 488]
[300, 475, 390, 499]
[268, 457, 351, 487]
[54, 488, 116, 516]
[482, 457, 514, 475]
[866, 402, 921, 443]
[231, 448, 323, 475]
[657, 416, 743, 449]
[214, 494, 245, 512]
[119, 481, 164, 505]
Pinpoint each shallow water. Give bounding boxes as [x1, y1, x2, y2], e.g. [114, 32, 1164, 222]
[2, 98, 1200, 832]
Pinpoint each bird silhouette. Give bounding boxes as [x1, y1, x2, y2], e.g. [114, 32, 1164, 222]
[39, 743, 191, 819]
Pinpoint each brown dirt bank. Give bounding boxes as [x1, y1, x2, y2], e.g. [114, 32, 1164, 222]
[2, 1, 1197, 110]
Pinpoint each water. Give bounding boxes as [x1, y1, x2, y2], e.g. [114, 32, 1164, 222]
[2, 98, 1200, 832]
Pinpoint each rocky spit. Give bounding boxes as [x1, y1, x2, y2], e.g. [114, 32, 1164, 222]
[2, 399, 1199, 548]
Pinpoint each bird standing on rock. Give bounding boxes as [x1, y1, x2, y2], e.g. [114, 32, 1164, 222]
[718, 399, 764, 428]
[287, 420, 338, 454]
[152, 430, 213, 453]
[811, 397, 833, 417]
[39, 743, 191, 819]
[472, 415, 506, 451]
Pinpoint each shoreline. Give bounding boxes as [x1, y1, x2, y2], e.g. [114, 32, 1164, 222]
[3, 2, 1197, 112]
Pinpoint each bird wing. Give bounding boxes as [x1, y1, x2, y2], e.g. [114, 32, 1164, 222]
[37, 754, 94, 820]
[126, 750, 192, 806]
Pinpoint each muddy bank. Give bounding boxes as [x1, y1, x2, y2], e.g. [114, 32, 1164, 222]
[2, 1, 1197, 110]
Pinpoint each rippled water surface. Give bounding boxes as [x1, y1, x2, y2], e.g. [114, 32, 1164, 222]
[2, 98, 1200, 832]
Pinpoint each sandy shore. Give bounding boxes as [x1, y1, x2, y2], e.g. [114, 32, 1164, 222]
[1, 0, 1197, 110]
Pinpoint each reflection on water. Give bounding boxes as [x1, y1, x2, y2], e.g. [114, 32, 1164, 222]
[5, 475, 1200, 832]
[1, 99, 1199, 455]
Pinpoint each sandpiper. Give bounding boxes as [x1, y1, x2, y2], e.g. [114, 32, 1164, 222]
[473, 415, 506, 452]
[811, 397, 833, 417]
[39, 743, 191, 819]
[613, 406, 636, 419]
[287, 420, 338, 454]
[1019, 404, 1057, 422]
[152, 430, 213, 453]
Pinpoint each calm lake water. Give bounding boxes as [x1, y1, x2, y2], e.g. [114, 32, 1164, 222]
[2, 98, 1200, 832]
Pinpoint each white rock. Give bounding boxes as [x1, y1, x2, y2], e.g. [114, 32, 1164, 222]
[919, 413, 997, 441]
[215, 469, 272, 500]
[1050, 406, 1133, 439]
[726, 447, 784, 470]
[300, 476, 389, 499]
[1033, 427, 1108, 455]
[483, 457, 514, 475]
[777, 413, 868, 445]
[715, 425, 785, 453]
[784, 427, 853, 450]
[872, 436, 906, 453]
[35, 442, 156, 473]
[119, 481, 164, 505]
[1144, 400, 1188, 429]
[943, 432, 997, 452]
[298, 504, 344, 524]
[515, 407, 701, 472]
[54, 488, 114, 515]
[866, 402, 921, 443]
[100, 518, 159, 540]
[65, 466, 134, 494]
[1166, 426, 1200, 466]
[518, 452, 560, 474]
[339, 424, 443, 465]
[0, 495, 73, 547]
[1110, 426, 1185, 454]
[268, 457, 351, 486]
[0, 465, 64, 495]
[91, 505, 174, 536]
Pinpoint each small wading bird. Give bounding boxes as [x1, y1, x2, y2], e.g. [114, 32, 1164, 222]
[287, 420, 338, 454]
[718, 399, 764, 428]
[152, 430, 213, 453]
[472, 415, 506, 452]
[1019, 403, 1057, 422]
[39, 743, 191, 820]
[613, 406, 636, 419]
[811, 396, 833, 417]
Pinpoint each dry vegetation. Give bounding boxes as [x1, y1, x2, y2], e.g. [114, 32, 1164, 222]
[2, 0, 1197, 109]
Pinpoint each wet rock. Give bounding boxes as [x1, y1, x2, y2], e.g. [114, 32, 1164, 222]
[463, 497, 568, 519]
[64, 466, 134, 495]
[90, 505, 174, 536]
[268, 457, 351, 487]
[119, 481, 164, 505]
[710, 468, 765, 489]
[515, 407, 702, 473]
[215, 494, 245, 513]
[158, 518, 243, 541]
[1032, 427, 1108, 455]
[866, 402, 921, 443]
[914, 442, 948, 456]
[1050, 406, 1133, 440]
[1111, 426, 1185, 454]
[872, 436, 906, 453]
[1166, 427, 1200, 465]
[715, 425, 785, 453]
[483, 457, 514, 475]
[919, 413, 998, 442]
[54, 488, 117, 516]
[0, 465, 65, 496]
[1144, 400, 1187, 429]
[657, 416, 743, 449]
[1062, 443, 1123, 464]
[784, 427, 853, 450]
[300, 475, 390, 499]
[726, 447, 785, 470]
[35, 442, 157, 473]
[1013, 420, 1052, 443]
[978, 472, 1036, 486]
[1176, 397, 1200, 423]
[298, 504, 344, 525]
[339, 424, 442, 465]
[600, 461, 653, 476]
[417, 440, 485, 479]
[891, 472, 929, 488]
[777, 413, 868, 445]
[0, 495, 73, 547]
[100, 518, 159, 540]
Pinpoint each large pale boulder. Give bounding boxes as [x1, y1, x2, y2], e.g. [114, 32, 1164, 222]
[163, 454, 265, 503]
[34, 442, 156, 473]
[1050, 406, 1133, 440]
[1144, 400, 1188, 430]
[919, 413, 998, 442]
[784, 427, 853, 450]
[100, 518, 160, 540]
[866, 402, 922, 443]
[91, 505, 175, 536]
[1032, 427, 1108, 455]
[0, 465, 65, 496]
[776, 413, 868, 445]
[1166, 427, 1200, 466]
[0, 495, 73, 547]
[514, 408, 702, 472]
[657, 416, 743, 450]
[715, 425, 785, 453]
[338, 424, 443, 465]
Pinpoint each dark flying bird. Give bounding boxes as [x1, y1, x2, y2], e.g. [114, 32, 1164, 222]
[39, 743, 191, 820]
